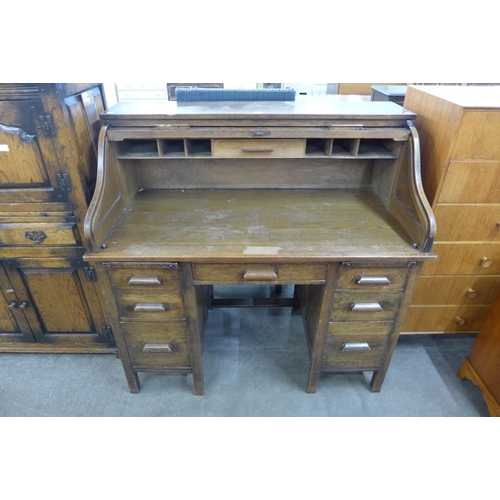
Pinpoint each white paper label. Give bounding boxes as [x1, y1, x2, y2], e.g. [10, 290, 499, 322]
[0, 144, 9, 152]
[243, 246, 282, 255]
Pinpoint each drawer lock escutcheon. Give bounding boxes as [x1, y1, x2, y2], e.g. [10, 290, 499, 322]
[350, 302, 383, 312]
[355, 276, 390, 286]
[142, 344, 173, 353]
[342, 342, 372, 351]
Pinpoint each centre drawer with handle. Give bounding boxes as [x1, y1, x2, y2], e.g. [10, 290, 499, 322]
[330, 290, 403, 321]
[192, 263, 327, 285]
[212, 139, 305, 158]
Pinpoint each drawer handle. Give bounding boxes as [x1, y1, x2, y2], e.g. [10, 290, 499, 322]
[342, 342, 372, 351]
[128, 276, 162, 286]
[355, 276, 390, 286]
[142, 343, 173, 353]
[25, 230, 47, 244]
[243, 268, 278, 281]
[350, 302, 383, 312]
[241, 146, 275, 153]
[467, 288, 479, 299]
[133, 302, 167, 312]
[481, 257, 493, 268]
[455, 317, 466, 327]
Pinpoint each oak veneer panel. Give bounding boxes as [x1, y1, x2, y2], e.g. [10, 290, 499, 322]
[411, 275, 500, 305]
[434, 204, 500, 241]
[402, 304, 491, 333]
[438, 161, 500, 203]
[452, 111, 500, 160]
[421, 243, 500, 275]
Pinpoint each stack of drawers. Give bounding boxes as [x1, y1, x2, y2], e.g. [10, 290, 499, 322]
[322, 263, 414, 390]
[105, 263, 194, 373]
[402, 86, 500, 334]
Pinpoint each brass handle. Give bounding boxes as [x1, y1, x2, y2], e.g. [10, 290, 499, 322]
[133, 303, 167, 312]
[350, 302, 383, 312]
[128, 276, 162, 286]
[25, 230, 47, 244]
[241, 146, 275, 153]
[8, 301, 18, 309]
[455, 317, 466, 327]
[142, 343, 173, 353]
[467, 288, 479, 299]
[19, 302, 29, 309]
[355, 276, 390, 286]
[342, 342, 372, 351]
[243, 268, 278, 281]
[481, 257, 493, 268]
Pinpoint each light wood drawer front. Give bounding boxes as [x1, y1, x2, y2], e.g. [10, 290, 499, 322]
[192, 263, 327, 284]
[121, 321, 191, 370]
[108, 265, 181, 291]
[452, 111, 500, 160]
[402, 305, 491, 333]
[330, 291, 403, 321]
[439, 161, 500, 203]
[115, 290, 185, 320]
[421, 243, 500, 275]
[323, 321, 393, 370]
[434, 204, 500, 241]
[212, 139, 305, 158]
[0, 222, 78, 246]
[411, 276, 500, 306]
[336, 267, 408, 290]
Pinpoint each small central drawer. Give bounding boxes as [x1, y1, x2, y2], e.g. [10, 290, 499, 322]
[212, 139, 305, 158]
[121, 321, 191, 370]
[115, 290, 185, 320]
[192, 263, 327, 284]
[330, 290, 403, 321]
[108, 264, 182, 292]
[323, 321, 393, 370]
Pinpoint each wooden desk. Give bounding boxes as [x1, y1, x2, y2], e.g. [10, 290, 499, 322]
[84, 97, 436, 395]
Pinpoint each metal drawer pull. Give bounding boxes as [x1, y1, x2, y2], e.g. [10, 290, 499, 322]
[342, 342, 372, 351]
[355, 276, 390, 286]
[243, 269, 278, 281]
[133, 302, 167, 312]
[241, 146, 275, 153]
[128, 276, 162, 286]
[351, 302, 383, 312]
[142, 343, 173, 353]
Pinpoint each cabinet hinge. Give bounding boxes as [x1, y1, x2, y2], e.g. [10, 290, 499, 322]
[38, 114, 56, 136]
[57, 172, 72, 192]
[103, 325, 114, 339]
[84, 266, 97, 281]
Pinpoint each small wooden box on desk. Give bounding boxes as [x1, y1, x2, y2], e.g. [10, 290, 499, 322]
[84, 97, 436, 395]
[402, 86, 500, 335]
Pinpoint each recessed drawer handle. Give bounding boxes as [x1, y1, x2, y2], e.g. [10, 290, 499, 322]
[342, 342, 372, 351]
[350, 302, 383, 312]
[243, 269, 278, 281]
[142, 343, 172, 353]
[355, 276, 390, 286]
[241, 146, 275, 153]
[133, 302, 167, 312]
[128, 276, 162, 286]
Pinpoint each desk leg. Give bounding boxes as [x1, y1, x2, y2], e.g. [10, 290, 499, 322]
[307, 265, 337, 393]
[181, 263, 205, 395]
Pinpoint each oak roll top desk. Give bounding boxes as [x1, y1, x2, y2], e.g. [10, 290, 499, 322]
[83, 97, 436, 395]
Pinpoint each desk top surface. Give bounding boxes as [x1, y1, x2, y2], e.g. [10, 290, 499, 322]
[101, 96, 416, 122]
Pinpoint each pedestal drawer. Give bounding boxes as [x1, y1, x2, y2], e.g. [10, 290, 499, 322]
[121, 321, 191, 370]
[336, 266, 409, 290]
[330, 291, 403, 321]
[323, 321, 393, 370]
[115, 290, 185, 320]
[107, 264, 181, 291]
[192, 263, 327, 284]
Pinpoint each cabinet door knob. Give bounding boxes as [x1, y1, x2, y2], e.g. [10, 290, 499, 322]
[467, 288, 479, 299]
[455, 317, 466, 327]
[481, 257, 493, 268]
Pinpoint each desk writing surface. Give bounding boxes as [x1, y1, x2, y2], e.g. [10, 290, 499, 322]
[92, 189, 429, 263]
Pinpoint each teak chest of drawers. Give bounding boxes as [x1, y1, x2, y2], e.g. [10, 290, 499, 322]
[84, 97, 436, 394]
